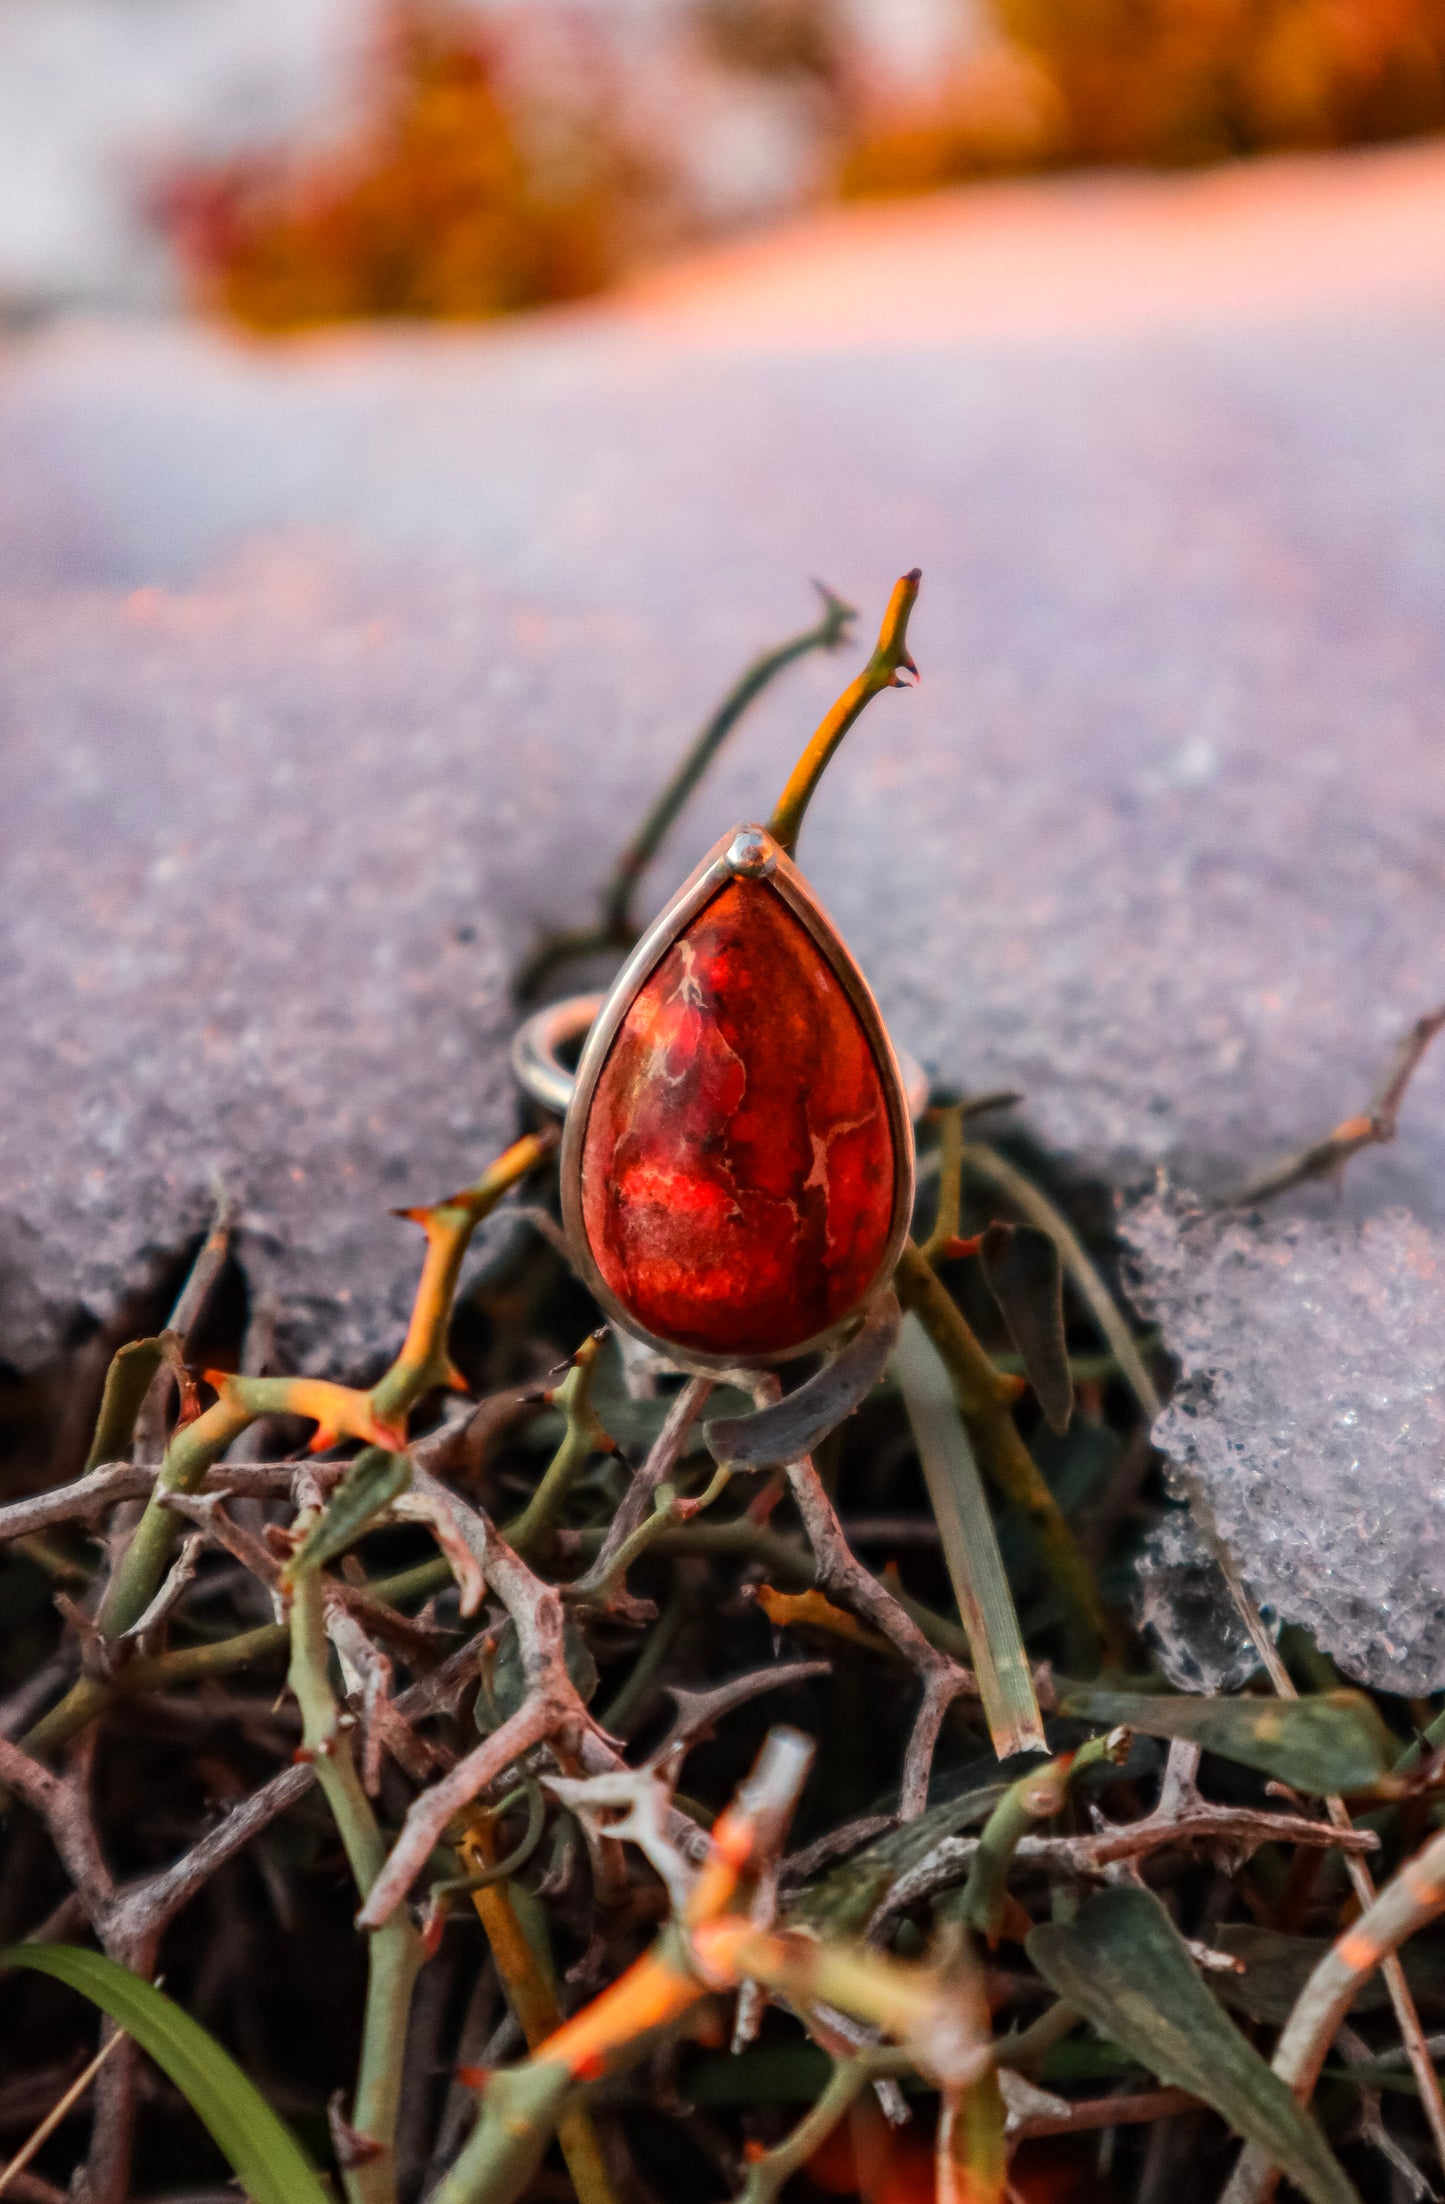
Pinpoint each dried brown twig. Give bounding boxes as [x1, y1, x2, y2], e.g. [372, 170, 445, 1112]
[1220, 1003, 1445, 1209]
[870, 1800, 1379, 1932]
[746, 1374, 977, 1821]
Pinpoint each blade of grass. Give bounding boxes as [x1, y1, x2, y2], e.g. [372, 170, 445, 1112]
[2, 1946, 330, 2204]
[892, 1313, 1045, 1760]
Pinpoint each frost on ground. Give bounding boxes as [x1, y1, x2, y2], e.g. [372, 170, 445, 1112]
[0, 553, 519, 1373]
[1125, 1194, 1445, 1696]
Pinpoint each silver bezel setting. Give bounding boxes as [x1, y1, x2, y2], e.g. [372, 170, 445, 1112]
[558, 823, 917, 1371]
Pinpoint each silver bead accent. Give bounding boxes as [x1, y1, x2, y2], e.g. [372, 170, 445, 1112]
[724, 826, 777, 878]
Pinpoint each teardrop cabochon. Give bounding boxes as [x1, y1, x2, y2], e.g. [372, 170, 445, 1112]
[559, 825, 917, 1369]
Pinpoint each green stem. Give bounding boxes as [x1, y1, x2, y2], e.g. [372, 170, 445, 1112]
[951, 2068, 1007, 2204]
[431, 2061, 575, 2204]
[919, 1105, 966, 1264]
[599, 1582, 689, 1733]
[503, 1336, 612, 1559]
[604, 586, 854, 933]
[575, 1466, 732, 1609]
[23, 1514, 980, 1757]
[94, 1395, 255, 1641]
[738, 2057, 871, 2204]
[288, 1559, 423, 2204]
[893, 1312, 1045, 1762]
[20, 1554, 454, 1772]
[515, 585, 855, 999]
[767, 570, 921, 858]
[995, 2000, 1081, 2072]
[956, 1737, 1116, 1942]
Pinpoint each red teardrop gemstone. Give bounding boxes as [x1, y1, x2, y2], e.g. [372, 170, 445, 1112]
[578, 877, 898, 1358]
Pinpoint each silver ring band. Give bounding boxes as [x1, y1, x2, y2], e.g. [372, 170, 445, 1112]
[512, 992, 930, 1123]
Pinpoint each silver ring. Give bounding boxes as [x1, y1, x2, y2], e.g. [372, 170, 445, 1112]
[512, 991, 931, 1123]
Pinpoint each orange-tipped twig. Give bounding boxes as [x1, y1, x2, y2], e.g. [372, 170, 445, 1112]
[371, 1129, 557, 1430]
[748, 1371, 978, 1817]
[457, 1819, 621, 2204]
[435, 1727, 1000, 2204]
[1224, 1820, 1445, 2204]
[768, 571, 921, 859]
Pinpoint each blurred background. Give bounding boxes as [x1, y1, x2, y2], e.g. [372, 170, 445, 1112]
[5, 0, 1445, 329]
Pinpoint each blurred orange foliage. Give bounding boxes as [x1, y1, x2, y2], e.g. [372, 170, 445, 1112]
[162, 5, 628, 331]
[162, 0, 1445, 330]
[798, 2101, 1095, 2204]
[843, 0, 1445, 193]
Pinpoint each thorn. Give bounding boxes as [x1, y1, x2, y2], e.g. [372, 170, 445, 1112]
[174, 1369, 204, 1428]
[327, 2097, 386, 2170]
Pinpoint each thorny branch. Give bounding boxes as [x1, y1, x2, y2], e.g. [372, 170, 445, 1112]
[748, 1373, 976, 1820]
[871, 1800, 1380, 1931]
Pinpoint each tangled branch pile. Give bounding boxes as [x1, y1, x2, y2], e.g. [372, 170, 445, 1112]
[5, 585, 1445, 2204]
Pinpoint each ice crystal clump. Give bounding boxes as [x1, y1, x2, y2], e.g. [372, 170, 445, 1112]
[1133, 1508, 1266, 1694]
[1125, 1195, 1445, 1695]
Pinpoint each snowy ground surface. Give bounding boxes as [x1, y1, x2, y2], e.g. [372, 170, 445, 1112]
[6, 142, 1445, 1678]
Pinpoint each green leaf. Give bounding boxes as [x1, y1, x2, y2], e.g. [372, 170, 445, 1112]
[286, 1446, 412, 1580]
[481, 1612, 597, 1729]
[1059, 1686, 1393, 1794]
[84, 1335, 169, 1473]
[684, 2041, 834, 2106]
[3, 1944, 331, 2204]
[1210, 1924, 1445, 2026]
[788, 1773, 1010, 1938]
[1027, 1890, 1358, 2204]
[705, 1291, 900, 1467]
[978, 1222, 1072, 1436]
